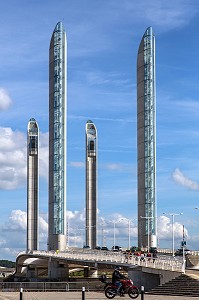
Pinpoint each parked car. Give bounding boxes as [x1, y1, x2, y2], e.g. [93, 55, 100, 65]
[101, 246, 109, 251]
[149, 247, 158, 254]
[95, 246, 101, 250]
[175, 248, 191, 256]
[112, 246, 123, 252]
[83, 245, 90, 249]
[130, 246, 139, 253]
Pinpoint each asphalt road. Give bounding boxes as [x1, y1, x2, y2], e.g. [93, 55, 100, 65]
[0, 292, 197, 300]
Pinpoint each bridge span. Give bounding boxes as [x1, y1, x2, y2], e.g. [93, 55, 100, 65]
[16, 248, 185, 280]
[13, 248, 199, 292]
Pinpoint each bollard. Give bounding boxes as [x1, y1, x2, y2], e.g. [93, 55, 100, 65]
[20, 287, 23, 300]
[82, 286, 85, 300]
[141, 285, 144, 300]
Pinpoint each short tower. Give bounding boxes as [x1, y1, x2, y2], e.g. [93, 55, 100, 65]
[27, 118, 39, 251]
[86, 120, 97, 249]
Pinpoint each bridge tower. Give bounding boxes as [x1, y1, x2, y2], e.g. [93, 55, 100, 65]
[86, 120, 97, 249]
[48, 22, 67, 251]
[137, 27, 157, 249]
[27, 118, 39, 251]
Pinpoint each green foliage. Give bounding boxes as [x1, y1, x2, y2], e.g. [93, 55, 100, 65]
[0, 260, 15, 268]
[70, 270, 84, 277]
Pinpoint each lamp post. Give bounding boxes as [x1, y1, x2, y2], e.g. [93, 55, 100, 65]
[113, 221, 116, 250]
[107, 220, 115, 249]
[120, 218, 136, 250]
[98, 220, 105, 247]
[140, 216, 154, 252]
[66, 221, 69, 247]
[79, 228, 84, 248]
[108, 220, 120, 250]
[163, 212, 183, 257]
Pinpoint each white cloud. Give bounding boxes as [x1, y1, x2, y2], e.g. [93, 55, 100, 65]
[104, 163, 123, 171]
[157, 215, 188, 240]
[0, 127, 26, 189]
[172, 168, 199, 190]
[0, 209, 195, 260]
[3, 210, 27, 231]
[69, 161, 85, 168]
[0, 127, 24, 151]
[39, 132, 49, 179]
[69, 114, 134, 123]
[0, 128, 49, 189]
[0, 210, 48, 260]
[0, 88, 12, 111]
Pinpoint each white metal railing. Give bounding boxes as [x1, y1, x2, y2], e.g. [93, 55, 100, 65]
[17, 249, 185, 272]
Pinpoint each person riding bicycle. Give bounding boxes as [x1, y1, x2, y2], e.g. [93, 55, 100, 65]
[112, 266, 126, 295]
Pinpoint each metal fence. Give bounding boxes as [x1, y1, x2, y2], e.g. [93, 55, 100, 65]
[0, 281, 104, 292]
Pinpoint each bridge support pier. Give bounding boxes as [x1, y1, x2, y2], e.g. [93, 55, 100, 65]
[84, 266, 98, 278]
[48, 259, 69, 280]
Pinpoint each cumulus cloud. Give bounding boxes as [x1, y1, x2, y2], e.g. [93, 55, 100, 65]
[157, 215, 188, 240]
[0, 127, 26, 189]
[0, 210, 48, 260]
[0, 127, 49, 189]
[0, 88, 12, 111]
[3, 210, 27, 231]
[0, 209, 194, 260]
[172, 168, 199, 190]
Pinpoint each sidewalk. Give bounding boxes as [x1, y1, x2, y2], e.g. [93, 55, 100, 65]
[0, 292, 197, 300]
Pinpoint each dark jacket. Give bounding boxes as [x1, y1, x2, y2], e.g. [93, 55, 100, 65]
[112, 270, 125, 283]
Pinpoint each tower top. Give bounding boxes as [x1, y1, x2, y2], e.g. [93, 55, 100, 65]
[143, 26, 154, 37]
[53, 21, 65, 32]
[28, 118, 38, 133]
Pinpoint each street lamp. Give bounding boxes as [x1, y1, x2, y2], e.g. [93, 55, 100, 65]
[163, 212, 183, 257]
[112, 221, 116, 250]
[108, 220, 122, 250]
[79, 228, 84, 248]
[140, 216, 154, 252]
[120, 218, 136, 250]
[98, 220, 105, 247]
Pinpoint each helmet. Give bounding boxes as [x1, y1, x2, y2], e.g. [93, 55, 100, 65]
[115, 265, 121, 270]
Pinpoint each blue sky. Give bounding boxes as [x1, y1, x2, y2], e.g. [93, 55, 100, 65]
[0, 0, 199, 260]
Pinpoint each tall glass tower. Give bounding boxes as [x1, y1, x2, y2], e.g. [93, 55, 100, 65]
[48, 22, 67, 251]
[137, 27, 157, 249]
[86, 120, 97, 249]
[27, 118, 39, 251]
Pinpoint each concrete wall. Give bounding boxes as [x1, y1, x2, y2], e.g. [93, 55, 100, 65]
[128, 266, 181, 291]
